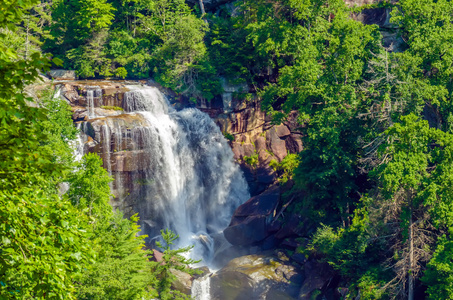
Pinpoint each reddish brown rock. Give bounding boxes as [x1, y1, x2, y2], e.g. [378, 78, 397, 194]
[231, 142, 245, 160]
[254, 136, 266, 152]
[110, 150, 151, 172]
[242, 143, 256, 157]
[285, 134, 303, 154]
[151, 249, 164, 263]
[275, 124, 291, 138]
[266, 127, 287, 161]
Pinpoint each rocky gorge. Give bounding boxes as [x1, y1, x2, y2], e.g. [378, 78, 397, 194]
[39, 76, 346, 300]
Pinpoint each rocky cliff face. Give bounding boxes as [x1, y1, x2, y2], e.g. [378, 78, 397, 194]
[213, 105, 303, 196]
[61, 80, 297, 208]
[60, 81, 151, 212]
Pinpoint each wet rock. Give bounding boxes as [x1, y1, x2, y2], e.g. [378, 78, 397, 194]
[61, 81, 130, 108]
[224, 215, 268, 246]
[111, 150, 151, 172]
[81, 114, 149, 148]
[291, 253, 307, 266]
[72, 106, 88, 121]
[230, 185, 280, 220]
[170, 268, 193, 295]
[212, 245, 251, 269]
[210, 254, 304, 300]
[267, 219, 282, 233]
[261, 235, 279, 251]
[224, 185, 280, 246]
[193, 266, 211, 279]
[281, 237, 299, 250]
[211, 270, 255, 300]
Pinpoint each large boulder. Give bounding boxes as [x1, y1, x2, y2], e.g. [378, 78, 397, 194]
[266, 127, 288, 161]
[170, 268, 193, 295]
[210, 254, 304, 300]
[47, 69, 77, 80]
[298, 260, 336, 300]
[224, 185, 280, 246]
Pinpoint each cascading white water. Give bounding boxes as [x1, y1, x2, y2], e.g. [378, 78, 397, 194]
[75, 84, 249, 299]
[121, 86, 250, 264]
[87, 90, 95, 118]
[191, 275, 211, 300]
[73, 123, 88, 162]
[86, 86, 102, 118]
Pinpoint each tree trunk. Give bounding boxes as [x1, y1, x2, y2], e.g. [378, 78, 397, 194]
[25, 16, 30, 60]
[408, 205, 414, 300]
[199, 0, 206, 16]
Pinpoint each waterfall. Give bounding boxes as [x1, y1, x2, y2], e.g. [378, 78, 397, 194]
[73, 123, 88, 162]
[192, 275, 211, 300]
[120, 85, 250, 264]
[86, 86, 102, 118]
[87, 90, 94, 118]
[74, 84, 249, 299]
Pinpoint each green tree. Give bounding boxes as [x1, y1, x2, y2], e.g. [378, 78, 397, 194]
[75, 213, 156, 300]
[0, 1, 96, 296]
[67, 153, 113, 221]
[391, 0, 453, 130]
[423, 235, 453, 300]
[151, 229, 200, 300]
[371, 114, 453, 299]
[253, 0, 380, 224]
[47, 0, 115, 75]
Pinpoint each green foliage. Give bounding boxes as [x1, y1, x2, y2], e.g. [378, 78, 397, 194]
[270, 153, 300, 184]
[375, 114, 453, 229]
[0, 187, 94, 299]
[101, 105, 124, 111]
[242, 154, 259, 167]
[222, 131, 234, 142]
[308, 211, 374, 278]
[75, 213, 155, 300]
[67, 153, 113, 220]
[151, 229, 200, 300]
[390, 0, 453, 129]
[5, 0, 453, 297]
[354, 269, 389, 300]
[423, 235, 453, 300]
[0, 2, 96, 294]
[39, 88, 79, 172]
[308, 210, 391, 298]
[115, 66, 127, 78]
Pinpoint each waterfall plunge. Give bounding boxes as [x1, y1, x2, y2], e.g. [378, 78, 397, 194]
[120, 86, 249, 265]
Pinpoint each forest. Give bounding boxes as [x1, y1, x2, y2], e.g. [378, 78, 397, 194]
[1, 0, 453, 299]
